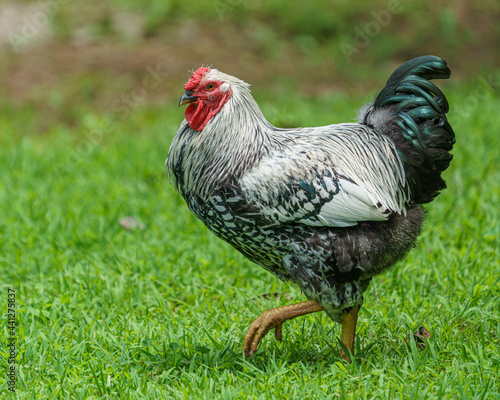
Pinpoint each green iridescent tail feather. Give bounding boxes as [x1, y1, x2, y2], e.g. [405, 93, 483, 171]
[361, 55, 455, 204]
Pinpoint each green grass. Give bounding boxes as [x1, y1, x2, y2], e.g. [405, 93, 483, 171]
[0, 78, 499, 399]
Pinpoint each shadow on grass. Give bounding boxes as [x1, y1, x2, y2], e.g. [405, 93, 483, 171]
[134, 333, 383, 377]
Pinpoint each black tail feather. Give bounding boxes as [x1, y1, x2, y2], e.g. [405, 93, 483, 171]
[361, 55, 455, 205]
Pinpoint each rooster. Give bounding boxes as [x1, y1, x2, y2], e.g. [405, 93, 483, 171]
[166, 56, 455, 360]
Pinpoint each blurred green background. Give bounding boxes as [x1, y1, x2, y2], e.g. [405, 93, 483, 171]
[0, 0, 498, 131]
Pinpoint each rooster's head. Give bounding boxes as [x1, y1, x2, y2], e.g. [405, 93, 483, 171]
[179, 67, 237, 132]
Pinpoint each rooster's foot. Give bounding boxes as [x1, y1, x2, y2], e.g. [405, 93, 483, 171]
[243, 300, 323, 357]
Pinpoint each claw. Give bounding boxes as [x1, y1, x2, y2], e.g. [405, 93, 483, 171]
[274, 322, 283, 341]
[243, 300, 323, 358]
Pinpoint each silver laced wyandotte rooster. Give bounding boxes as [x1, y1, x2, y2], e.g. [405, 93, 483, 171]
[166, 55, 455, 361]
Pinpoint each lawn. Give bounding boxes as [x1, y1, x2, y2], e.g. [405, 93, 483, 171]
[0, 71, 499, 399]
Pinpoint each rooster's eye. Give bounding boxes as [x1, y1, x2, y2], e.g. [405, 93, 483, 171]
[206, 83, 215, 91]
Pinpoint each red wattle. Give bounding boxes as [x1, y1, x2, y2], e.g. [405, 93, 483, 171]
[185, 91, 231, 131]
[185, 100, 211, 132]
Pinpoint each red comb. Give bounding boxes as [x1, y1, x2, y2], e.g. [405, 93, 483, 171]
[184, 67, 211, 91]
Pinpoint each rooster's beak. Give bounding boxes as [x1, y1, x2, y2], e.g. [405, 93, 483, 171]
[179, 90, 197, 106]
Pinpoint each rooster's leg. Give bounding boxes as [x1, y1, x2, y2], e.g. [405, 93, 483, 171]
[243, 300, 323, 357]
[340, 306, 359, 362]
